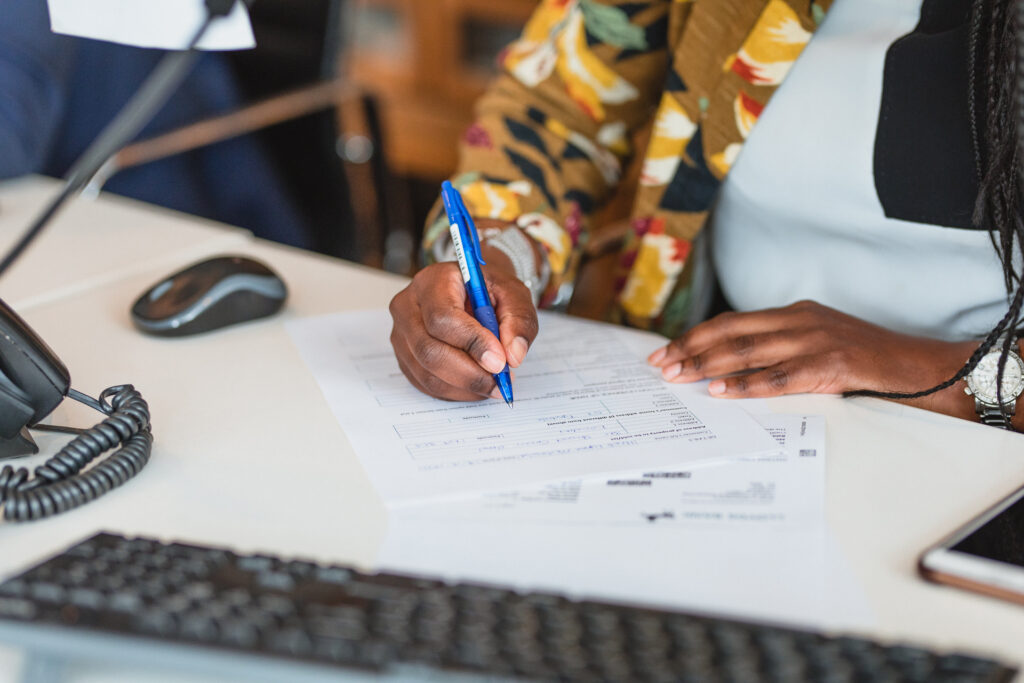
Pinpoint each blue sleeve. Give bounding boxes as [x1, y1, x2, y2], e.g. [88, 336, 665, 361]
[0, 0, 77, 179]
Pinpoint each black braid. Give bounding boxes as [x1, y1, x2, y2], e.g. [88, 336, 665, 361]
[968, 0, 986, 180]
[845, 0, 1024, 407]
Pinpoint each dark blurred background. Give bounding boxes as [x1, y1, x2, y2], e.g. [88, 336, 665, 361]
[224, 0, 536, 274]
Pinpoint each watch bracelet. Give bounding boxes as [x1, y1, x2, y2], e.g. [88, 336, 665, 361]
[969, 333, 1024, 430]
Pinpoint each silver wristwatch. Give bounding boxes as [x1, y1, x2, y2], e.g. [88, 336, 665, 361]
[964, 337, 1024, 429]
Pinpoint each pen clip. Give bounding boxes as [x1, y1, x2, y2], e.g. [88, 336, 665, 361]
[460, 203, 486, 267]
[441, 181, 485, 267]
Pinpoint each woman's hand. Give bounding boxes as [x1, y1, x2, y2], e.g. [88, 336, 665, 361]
[388, 252, 539, 401]
[647, 300, 977, 419]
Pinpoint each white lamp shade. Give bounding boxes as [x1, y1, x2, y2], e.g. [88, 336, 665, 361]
[47, 0, 255, 51]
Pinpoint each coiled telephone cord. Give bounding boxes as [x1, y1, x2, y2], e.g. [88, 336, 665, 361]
[0, 385, 152, 522]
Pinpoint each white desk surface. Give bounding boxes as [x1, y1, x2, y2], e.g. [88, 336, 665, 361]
[0, 178, 1022, 679]
[0, 176, 250, 312]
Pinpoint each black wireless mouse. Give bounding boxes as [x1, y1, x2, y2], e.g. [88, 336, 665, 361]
[131, 256, 287, 337]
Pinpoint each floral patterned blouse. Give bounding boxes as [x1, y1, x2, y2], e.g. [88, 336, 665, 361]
[422, 0, 833, 339]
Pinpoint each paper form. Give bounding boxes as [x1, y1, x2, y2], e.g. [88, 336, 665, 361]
[287, 310, 780, 505]
[387, 415, 824, 531]
[378, 415, 874, 630]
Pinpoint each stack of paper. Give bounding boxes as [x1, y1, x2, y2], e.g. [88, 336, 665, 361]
[287, 310, 872, 631]
[288, 311, 781, 504]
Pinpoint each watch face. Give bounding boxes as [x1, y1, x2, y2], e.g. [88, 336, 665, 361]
[967, 350, 1024, 405]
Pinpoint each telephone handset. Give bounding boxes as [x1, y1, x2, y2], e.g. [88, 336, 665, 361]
[0, 297, 70, 456]
[0, 299, 152, 522]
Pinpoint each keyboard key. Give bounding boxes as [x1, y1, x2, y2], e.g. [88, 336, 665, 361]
[0, 597, 36, 620]
[180, 615, 218, 641]
[268, 627, 313, 656]
[314, 566, 352, 585]
[135, 610, 177, 636]
[256, 571, 295, 592]
[67, 588, 104, 610]
[28, 582, 64, 603]
[219, 619, 260, 648]
[237, 556, 275, 573]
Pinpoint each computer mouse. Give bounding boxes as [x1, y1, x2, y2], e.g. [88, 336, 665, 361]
[131, 256, 287, 337]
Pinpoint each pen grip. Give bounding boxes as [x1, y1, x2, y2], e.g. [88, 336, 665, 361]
[473, 304, 504, 359]
[474, 303, 500, 339]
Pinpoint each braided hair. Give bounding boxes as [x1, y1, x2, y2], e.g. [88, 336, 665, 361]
[846, 0, 1024, 409]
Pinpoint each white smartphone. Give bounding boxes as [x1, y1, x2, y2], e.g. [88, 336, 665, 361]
[919, 482, 1024, 606]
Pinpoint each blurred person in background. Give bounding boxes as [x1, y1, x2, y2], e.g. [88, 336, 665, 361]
[0, 0, 312, 248]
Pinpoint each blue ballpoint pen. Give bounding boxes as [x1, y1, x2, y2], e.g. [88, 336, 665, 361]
[440, 180, 514, 407]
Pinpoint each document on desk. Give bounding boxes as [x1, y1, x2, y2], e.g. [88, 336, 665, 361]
[378, 415, 875, 631]
[287, 310, 780, 505]
[385, 414, 824, 530]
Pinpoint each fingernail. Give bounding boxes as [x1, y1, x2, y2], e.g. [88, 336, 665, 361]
[509, 337, 529, 366]
[648, 347, 667, 365]
[708, 380, 726, 396]
[481, 350, 505, 374]
[662, 363, 682, 381]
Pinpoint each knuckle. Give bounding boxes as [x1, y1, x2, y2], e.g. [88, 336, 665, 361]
[518, 313, 540, 340]
[413, 263, 452, 290]
[420, 373, 449, 396]
[387, 291, 407, 317]
[767, 367, 790, 391]
[423, 312, 458, 341]
[412, 337, 448, 370]
[793, 300, 824, 322]
[732, 375, 750, 393]
[714, 311, 738, 325]
[468, 374, 497, 396]
[410, 267, 432, 289]
[668, 336, 690, 355]
[465, 334, 494, 361]
[731, 334, 756, 357]
[807, 328, 832, 348]
[503, 276, 531, 298]
[690, 353, 704, 373]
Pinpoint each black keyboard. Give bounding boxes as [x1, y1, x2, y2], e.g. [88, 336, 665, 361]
[0, 532, 1014, 682]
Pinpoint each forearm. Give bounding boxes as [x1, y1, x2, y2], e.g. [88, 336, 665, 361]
[887, 338, 980, 422]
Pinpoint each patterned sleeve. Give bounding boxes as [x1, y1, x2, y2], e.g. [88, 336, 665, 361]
[422, 0, 677, 305]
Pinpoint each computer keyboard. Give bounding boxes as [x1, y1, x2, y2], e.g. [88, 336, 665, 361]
[0, 532, 1014, 683]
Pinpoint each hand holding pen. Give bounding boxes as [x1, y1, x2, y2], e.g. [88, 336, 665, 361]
[440, 181, 515, 405]
[386, 184, 540, 403]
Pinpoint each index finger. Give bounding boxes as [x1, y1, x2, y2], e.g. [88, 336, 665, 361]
[416, 284, 510, 375]
[649, 306, 809, 368]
